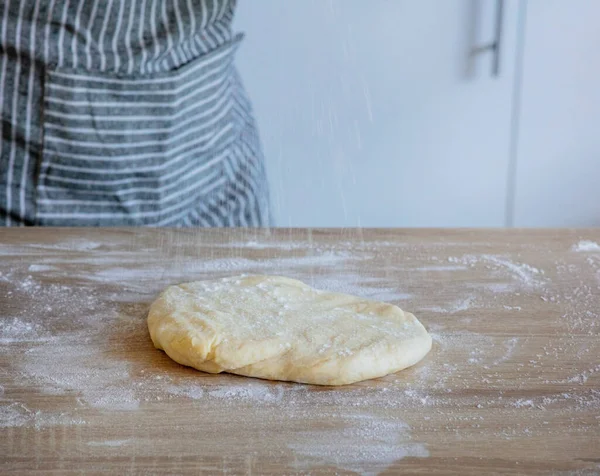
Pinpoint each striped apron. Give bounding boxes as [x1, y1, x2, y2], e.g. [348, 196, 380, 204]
[0, 0, 271, 226]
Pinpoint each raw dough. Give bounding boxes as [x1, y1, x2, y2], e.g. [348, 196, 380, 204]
[147, 275, 432, 385]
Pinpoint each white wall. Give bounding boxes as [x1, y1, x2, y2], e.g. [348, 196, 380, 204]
[234, 0, 599, 227]
[513, 0, 600, 227]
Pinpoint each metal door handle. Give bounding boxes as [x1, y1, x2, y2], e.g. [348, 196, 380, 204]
[471, 0, 505, 77]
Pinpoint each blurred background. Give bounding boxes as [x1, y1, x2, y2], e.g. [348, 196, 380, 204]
[234, 0, 600, 227]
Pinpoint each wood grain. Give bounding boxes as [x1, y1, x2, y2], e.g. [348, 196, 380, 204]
[0, 228, 599, 475]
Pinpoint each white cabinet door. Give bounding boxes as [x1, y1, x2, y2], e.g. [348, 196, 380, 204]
[513, 0, 600, 227]
[235, 0, 520, 227]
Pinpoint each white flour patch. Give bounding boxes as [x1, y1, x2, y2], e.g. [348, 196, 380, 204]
[289, 414, 428, 474]
[310, 274, 412, 302]
[0, 245, 30, 256]
[492, 337, 519, 365]
[0, 317, 50, 343]
[208, 383, 285, 403]
[572, 240, 600, 252]
[565, 365, 600, 385]
[449, 254, 545, 289]
[28, 239, 103, 251]
[86, 266, 170, 284]
[189, 251, 357, 272]
[403, 387, 436, 406]
[32, 412, 87, 430]
[0, 273, 102, 331]
[28, 264, 57, 272]
[422, 296, 475, 314]
[513, 399, 535, 408]
[216, 240, 311, 250]
[481, 255, 544, 288]
[472, 282, 518, 294]
[0, 270, 141, 423]
[503, 305, 522, 311]
[87, 439, 132, 447]
[525, 391, 600, 411]
[413, 265, 468, 272]
[0, 403, 31, 427]
[337, 240, 413, 249]
[21, 339, 139, 411]
[446, 296, 475, 313]
[468, 347, 486, 364]
[429, 331, 495, 376]
[166, 384, 205, 400]
[86, 387, 140, 411]
[16, 275, 42, 293]
[0, 402, 85, 429]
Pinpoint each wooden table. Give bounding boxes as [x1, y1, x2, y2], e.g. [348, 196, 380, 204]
[1, 228, 599, 475]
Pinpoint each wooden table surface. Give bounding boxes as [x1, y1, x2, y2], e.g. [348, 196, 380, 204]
[1, 228, 599, 475]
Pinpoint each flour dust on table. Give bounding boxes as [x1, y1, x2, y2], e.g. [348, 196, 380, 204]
[1, 229, 600, 474]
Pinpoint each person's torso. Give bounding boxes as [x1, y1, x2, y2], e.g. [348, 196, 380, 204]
[2, 0, 237, 74]
[0, 0, 270, 227]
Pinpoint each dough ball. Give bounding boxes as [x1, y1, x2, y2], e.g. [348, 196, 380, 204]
[148, 275, 432, 385]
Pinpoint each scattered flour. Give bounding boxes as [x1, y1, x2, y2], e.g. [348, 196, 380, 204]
[481, 255, 544, 289]
[2, 234, 599, 470]
[513, 399, 535, 408]
[565, 365, 600, 385]
[572, 240, 600, 252]
[0, 403, 32, 428]
[208, 383, 285, 403]
[27, 264, 57, 272]
[422, 296, 475, 314]
[0, 402, 85, 429]
[27, 239, 103, 251]
[310, 274, 412, 302]
[0, 317, 48, 343]
[59, 251, 358, 292]
[166, 384, 205, 400]
[413, 265, 468, 272]
[448, 254, 545, 289]
[87, 439, 132, 447]
[288, 415, 429, 474]
[1, 249, 418, 433]
[22, 341, 139, 410]
[492, 337, 519, 366]
[475, 282, 518, 294]
[216, 240, 310, 251]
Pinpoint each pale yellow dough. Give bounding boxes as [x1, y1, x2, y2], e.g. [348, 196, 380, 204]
[147, 275, 432, 385]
